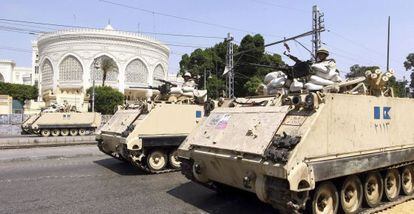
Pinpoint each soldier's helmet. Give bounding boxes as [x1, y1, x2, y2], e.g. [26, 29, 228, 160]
[184, 72, 192, 78]
[316, 47, 329, 56]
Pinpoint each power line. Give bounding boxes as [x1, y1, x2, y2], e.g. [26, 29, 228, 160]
[99, 0, 283, 38]
[0, 21, 56, 31]
[328, 29, 399, 65]
[0, 27, 40, 35]
[138, 31, 224, 39]
[0, 18, 226, 40]
[0, 18, 84, 29]
[100, 0, 254, 33]
[164, 43, 209, 49]
[0, 46, 32, 53]
[0, 25, 44, 34]
[324, 43, 378, 65]
[248, 0, 308, 13]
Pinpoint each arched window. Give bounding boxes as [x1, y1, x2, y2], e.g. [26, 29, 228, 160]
[59, 55, 83, 81]
[153, 64, 165, 86]
[125, 59, 148, 85]
[0, 73, 4, 82]
[41, 59, 53, 89]
[90, 55, 118, 81]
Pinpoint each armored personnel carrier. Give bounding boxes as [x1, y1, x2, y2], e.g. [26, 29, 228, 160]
[178, 67, 414, 213]
[22, 103, 102, 137]
[97, 79, 212, 173]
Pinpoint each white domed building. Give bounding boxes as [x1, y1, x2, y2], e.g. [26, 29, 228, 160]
[33, 25, 170, 112]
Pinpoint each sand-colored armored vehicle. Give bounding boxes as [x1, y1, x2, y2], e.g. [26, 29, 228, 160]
[97, 79, 213, 173]
[178, 66, 414, 213]
[22, 103, 102, 137]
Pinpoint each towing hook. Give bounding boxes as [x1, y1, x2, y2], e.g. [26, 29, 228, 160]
[194, 163, 202, 175]
[243, 172, 257, 189]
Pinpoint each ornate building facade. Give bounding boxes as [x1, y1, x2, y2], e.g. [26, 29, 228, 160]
[0, 60, 33, 85]
[33, 25, 170, 111]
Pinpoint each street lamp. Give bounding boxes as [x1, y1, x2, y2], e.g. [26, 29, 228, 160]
[92, 60, 100, 112]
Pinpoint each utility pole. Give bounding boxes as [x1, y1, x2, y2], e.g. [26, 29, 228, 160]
[225, 33, 234, 98]
[204, 68, 207, 90]
[386, 16, 391, 72]
[312, 5, 325, 61]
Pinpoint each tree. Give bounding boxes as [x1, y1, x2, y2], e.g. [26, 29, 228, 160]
[0, 82, 38, 103]
[86, 86, 124, 114]
[179, 34, 284, 98]
[206, 75, 225, 99]
[178, 40, 232, 99]
[347, 64, 380, 78]
[388, 76, 408, 98]
[99, 56, 118, 87]
[348, 64, 408, 97]
[403, 53, 414, 90]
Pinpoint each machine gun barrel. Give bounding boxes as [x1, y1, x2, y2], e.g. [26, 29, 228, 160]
[154, 78, 178, 87]
[129, 86, 160, 90]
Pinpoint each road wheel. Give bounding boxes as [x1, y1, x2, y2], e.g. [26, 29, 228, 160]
[312, 181, 339, 214]
[384, 169, 401, 201]
[60, 129, 69, 136]
[51, 129, 60, 137]
[168, 149, 181, 169]
[78, 128, 87, 136]
[40, 129, 51, 137]
[401, 166, 414, 195]
[363, 172, 383, 208]
[147, 150, 167, 171]
[340, 175, 363, 214]
[69, 128, 78, 136]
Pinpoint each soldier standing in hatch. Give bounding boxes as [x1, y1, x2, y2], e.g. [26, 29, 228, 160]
[314, 48, 337, 73]
[312, 47, 341, 82]
[182, 72, 196, 88]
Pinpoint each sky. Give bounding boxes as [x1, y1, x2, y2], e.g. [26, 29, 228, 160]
[1, 0, 413, 80]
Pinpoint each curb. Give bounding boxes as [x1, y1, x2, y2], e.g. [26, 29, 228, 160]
[0, 141, 97, 150]
[0, 151, 105, 163]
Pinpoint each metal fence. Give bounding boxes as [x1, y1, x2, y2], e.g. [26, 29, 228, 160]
[0, 114, 30, 125]
[0, 114, 112, 125]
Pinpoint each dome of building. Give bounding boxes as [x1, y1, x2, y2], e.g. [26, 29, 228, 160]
[34, 26, 170, 111]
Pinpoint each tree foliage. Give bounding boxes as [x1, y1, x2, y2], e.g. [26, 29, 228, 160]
[0, 82, 38, 103]
[388, 76, 408, 98]
[179, 34, 284, 98]
[348, 64, 408, 97]
[347, 64, 380, 78]
[99, 56, 118, 87]
[403, 53, 414, 89]
[86, 86, 124, 114]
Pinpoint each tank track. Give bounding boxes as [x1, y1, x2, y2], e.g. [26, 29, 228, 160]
[97, 143, 129, 163]
[360, 195, 414, 214]
[358, 161, 414, 214]
[266, 177, 306, 214]
[130, 159, 180, 174]
[98, 145, 179, 174]
[179, 158, 195, 180]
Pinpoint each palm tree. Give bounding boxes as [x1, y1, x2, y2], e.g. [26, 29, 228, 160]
[99, 56, 117, 87]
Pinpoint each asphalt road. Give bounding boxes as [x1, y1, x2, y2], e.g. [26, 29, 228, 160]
[0, 145, 274, 214]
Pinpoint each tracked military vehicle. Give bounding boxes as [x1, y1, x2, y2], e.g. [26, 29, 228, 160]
[178, 66, 414, 213]
[22, 103, 102, 137]
[97, 79, 212, 173]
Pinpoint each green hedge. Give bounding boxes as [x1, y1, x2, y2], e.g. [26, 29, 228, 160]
[86, 86, 124, 114]
[0, 82, 38, 103]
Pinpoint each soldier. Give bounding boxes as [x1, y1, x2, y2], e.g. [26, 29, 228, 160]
[182, 72, 196, 88]
[316, 48, 334, 63]
[312, 47, 340, 81]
